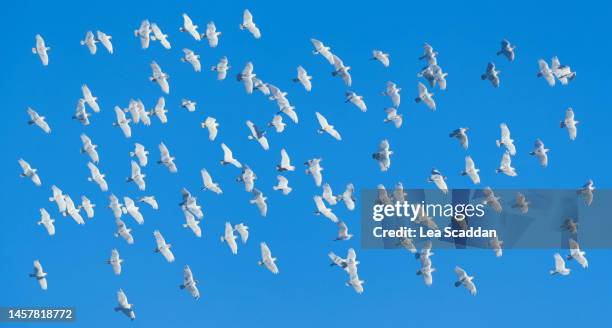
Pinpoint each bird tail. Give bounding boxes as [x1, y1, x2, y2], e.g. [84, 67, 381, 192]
[560, 121, 566, 128]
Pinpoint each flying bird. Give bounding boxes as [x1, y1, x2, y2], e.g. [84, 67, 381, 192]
[221, 221, 239, 254]
[179, 13, 203, 41]
[567, 239, 588, 269]
[496, 152, 517, 177]
[81, 84, 100, 113]
[201, 117, 219, 141]
[181, 99, 196, 112]
[201, 169, 222, 194]
[489, 236, 503, 257]
[30, 260, 48, 290]
[180, 265, 200, 299]
[64, 195, 85, 225]
[122, 197, 144, 225]
[481, 62, 500, 87]
[331, 55, 352, 86]
[419, 43, 438, 65]
[293, 66, 312, 91]
[268, 115, 286, 133]
[80, 195, 95, 219]
[314, 195, 339, 223]
[211, 56, 230, 80]
[428, 169, 448, 194]
[551, 56, 576, 85]
[449, 127, 469, 149]
[150, 23, 171, 49]
[461, 156, 480, 185]
[315, 112, 342, 141]
[322, 183, 338, 205]
[108, 194, 123, 220]
[203, 21, 221, 48]
[277, 148, 295, 172]
[511, 192, 529, 214]
[258, 242, 279, 274]
[382, 81, 401, 108]
[158, 143, 177, 173]
[235, 223, 249, 244]
[18, 159, 41, 186]
[310, 39, 335, 64]
[220, 143, 242, 168]
[182, 208, 201, 238]
[496, 123, 516, 155]
[496, 39, 516, 61]
[49, 185, 67, 215]
[550, 253, 571, 276]
[126, 161, 146, 191]
[113, 106, 131, 138]
[181, 48, 201, 72]
[106, 249, 123, 275]
[560, 107, 578, 140]
[454, 266, 477, 295]
[236, 165, 257, 192]
[87, 162, 108, 191]
[240, 9, 261, 39]
[139, 196, 158, 210]
[371, 50, 390, 67]
[337, 183, 356, 211]
[305, 158, 323, 186]
[383, 108, 403, 128]
[237, 62, 255, 94]
[529, 138, 549, 168]
[72, 100, 91, 126]
[80, 31, 97, 54]
[482, 187, 502, 214]
[37, 208, 55, 236]
[150, 97, 169, 124]
[153, 230, 175, 263]
[246, 120, 269, 150]
[150, 61, 170, 94]
[537, 59, 555, 86]
[415, 82, 436, 110]
[27, 108, 51, 134]
[250, 188, 268, 217]
[134, 20, 151, 48]
[129, 143, 148, 166]
[180, 188, 204, 219]
[577, 179, 595, 206]
[96, 31, 113, 54]
[372, 139, 392, 172]
[273, 175, 292, 195]
[335, 221, 353, 241]
[32, 34, 50, 66]
[114, 289, 135, 321]
[79, 134, 100, 164]
[114, 218, 134, 245]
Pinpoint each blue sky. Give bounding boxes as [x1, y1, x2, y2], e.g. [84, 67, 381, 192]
[1, 0, 612, 327]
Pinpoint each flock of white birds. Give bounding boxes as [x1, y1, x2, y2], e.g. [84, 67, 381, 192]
[22, 8, 596, 321]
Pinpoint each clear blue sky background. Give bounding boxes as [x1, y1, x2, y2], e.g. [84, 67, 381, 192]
[1, 0, 612, 327]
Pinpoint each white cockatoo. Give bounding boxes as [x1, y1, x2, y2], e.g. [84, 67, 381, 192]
[273, 175, 292, 195]
[371, 49, 390, 67]
[115, 289, 135, 321]
[180, 265, 200, 299]
[27, 107, 51, 134]
[32, 34, 50, 65]
[211, 56, 230, 80]
[461, 156, 480, 184]
[122, 197, 144, 225]
[240, 9, 261, 38]
[150, 23, 171, 49]
[37, 208, 55, 236]
[315, 112, 342, 141]
[220, 143, 242, 168]
[106, 249, 123, 275]
[201, 117, 219, 141]
[305, 158, 323, 186]
[96, 30, 113, 54]
[30, 260, 48, 290]
[150, 61, 170, 94]
[201, 169, 222, 194]
[80, 31, 97, 54]
[87, 162, 108, 191]
[18, 159, 41, 186]
[181, 48, 201, 72]
[153, 230, 175, 263]
[157, 143, 177, 173]
[258, 242, 279, 274]
[496, 152, 517, 177]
